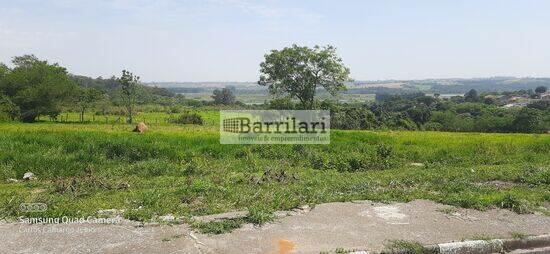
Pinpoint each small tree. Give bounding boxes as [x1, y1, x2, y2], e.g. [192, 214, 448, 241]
[117, 70, 139, 124]
[259, 45, 350, 109]
[211, 88, 236, 105]
[74, 87, 103, 122]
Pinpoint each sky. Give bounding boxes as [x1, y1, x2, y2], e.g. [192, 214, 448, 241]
[1, 0, 549, 82]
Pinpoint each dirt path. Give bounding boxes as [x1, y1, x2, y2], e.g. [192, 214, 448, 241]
[1, 200, 549, 253]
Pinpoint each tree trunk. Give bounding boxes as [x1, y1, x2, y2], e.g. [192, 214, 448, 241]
[128, 106, 133, 124]
[20, 113, 38, 123]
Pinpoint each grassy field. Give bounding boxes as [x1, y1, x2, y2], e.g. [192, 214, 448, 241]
[0, 120, 548, 232]
[51, 110, 220, 126]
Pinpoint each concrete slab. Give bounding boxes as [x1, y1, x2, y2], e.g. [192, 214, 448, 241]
[1, 200, 549, 253]
[508, 247, 550, 254]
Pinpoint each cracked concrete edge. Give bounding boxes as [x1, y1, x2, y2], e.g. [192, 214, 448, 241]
[351, 234, 550, 254]
[191, 205, 311, 223]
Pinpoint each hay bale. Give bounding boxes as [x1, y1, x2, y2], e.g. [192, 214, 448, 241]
[133, 122, 148, 133]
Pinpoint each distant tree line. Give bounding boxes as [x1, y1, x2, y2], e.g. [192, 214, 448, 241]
[428, 78, 550, 94]
[265, 89, 549, 133]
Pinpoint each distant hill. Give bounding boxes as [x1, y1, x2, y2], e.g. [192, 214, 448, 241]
[152, 77, 550, 96]
[149, 82, 257, 89]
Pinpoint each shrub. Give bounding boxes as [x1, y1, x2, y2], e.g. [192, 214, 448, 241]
[268, 97, 295, 110]
[0, 112, 11, 122]
[527, 100, 550, 110]
[331, 107, 377, 130]
[247, 205, 276, 225]
[308, 152, 350, 171]
[513, 108, 543, 133]
[424, 122, 443, 131]
[497, 194, 530, 214]
[171, 112, 203, 125]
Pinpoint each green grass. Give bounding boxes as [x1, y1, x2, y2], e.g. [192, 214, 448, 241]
[463, 234, 497, 241]
[384, 240, 426, 254]
[509, 232, 531, 240]
[0, 121, 548, 227]
[47, 110, 220, 126]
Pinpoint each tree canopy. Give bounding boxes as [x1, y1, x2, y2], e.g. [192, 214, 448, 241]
[258, 45, 350, 109]
[212, 88, 236, 105]
[535, 86, 547, 94]
[116, 70, 140, 124]
[464, 89, 479, 102]
[0, 55, 76, 122]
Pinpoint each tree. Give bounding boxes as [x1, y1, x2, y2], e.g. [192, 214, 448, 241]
[406, 104, 432, 126]
[0, 64, 18, 120]
[0, 63, 8, 79]
[0, 55, 76, 122]
[74, 87, 103, 122]
[464, 89, 479, 102]
[211, 88, 236, 105]
[415, 96, 437, 107]
[513, 108, 543, 133]
[535, 86, 547, 94]
[116, 70, 139, 124]
[258, 45, 350, 109]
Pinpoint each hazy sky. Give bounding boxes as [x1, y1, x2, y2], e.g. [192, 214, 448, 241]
[1, 0, 549, 82]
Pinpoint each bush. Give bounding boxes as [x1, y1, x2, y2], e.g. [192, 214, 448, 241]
[268, 97, 295, 110]
[527, 100, 550, 110]
[513, 108, 543, 133]
[424, 122, 443, 131]
[95, 106, 126, 116]
[331, 107, 377, 130]
[497, 194, 530, 214]
[370, 143, 397, 170]
[171, 112, 203, 125]
[0, 112, 11, 122]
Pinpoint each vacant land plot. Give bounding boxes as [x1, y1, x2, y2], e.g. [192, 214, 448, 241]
[0, 121, 548, 231]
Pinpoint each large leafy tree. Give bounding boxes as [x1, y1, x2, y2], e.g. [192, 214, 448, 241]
[0, 55, 76, 122]
[258, 45, 350, 109]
